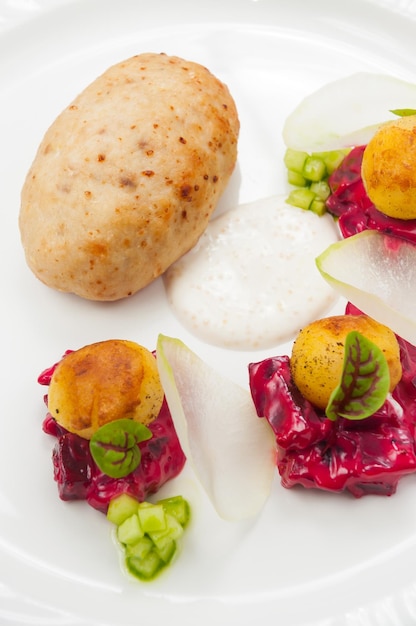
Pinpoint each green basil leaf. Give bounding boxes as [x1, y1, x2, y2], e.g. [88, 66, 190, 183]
[326, 331, 390, 422]
[89, 419, 152, 478]
[390, 108, 416, 117]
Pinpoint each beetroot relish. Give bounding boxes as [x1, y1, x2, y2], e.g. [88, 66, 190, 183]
[325, 145, 416, 243]
[249, 306, 416, 497]
[40, 356, 186, 514]
[43, 400, 186, 513]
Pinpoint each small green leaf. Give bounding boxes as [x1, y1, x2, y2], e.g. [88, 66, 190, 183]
[90, 419, 152, 478]
[390, 108, 416, 117]
[326, 331, 390, 422]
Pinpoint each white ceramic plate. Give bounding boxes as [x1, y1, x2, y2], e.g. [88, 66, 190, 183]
[2, 1, 416, 624]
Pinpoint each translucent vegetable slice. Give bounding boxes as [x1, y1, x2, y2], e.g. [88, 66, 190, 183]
[316, 230, 416, 344]
[156, 335, 276, 521]
[283, 72, 416, 152]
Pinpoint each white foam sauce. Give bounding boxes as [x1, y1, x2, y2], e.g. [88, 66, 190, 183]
[164, 195, 339, 350]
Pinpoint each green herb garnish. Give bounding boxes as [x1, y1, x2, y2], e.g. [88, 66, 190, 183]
[90, 419, 152, 478]
[325, 331, 390, 422]
[390, 108, 416, 117]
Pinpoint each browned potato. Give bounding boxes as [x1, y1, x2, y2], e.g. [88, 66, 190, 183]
[290, 315, 402, 410]
[361, 115, 416, 220]
[19, 53, 239, 300]
[47, 340, 163, 439]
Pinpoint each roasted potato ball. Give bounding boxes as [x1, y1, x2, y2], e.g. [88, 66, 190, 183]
[47, 340, 164, 439]
[290, 315, 402, 410]
[19, 52, 239, 300]
[361, 115, 416, 220]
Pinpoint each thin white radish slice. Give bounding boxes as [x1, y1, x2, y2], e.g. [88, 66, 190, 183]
[156, 334, 276, 521]
[316, 230, 416, 344]
[283, 72, 416, 152]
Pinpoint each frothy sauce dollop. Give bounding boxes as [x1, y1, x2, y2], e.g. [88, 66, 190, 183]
[164, 195, 339, 350]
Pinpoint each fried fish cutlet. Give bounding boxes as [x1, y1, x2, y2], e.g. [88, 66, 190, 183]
[19, 52, 240, 300]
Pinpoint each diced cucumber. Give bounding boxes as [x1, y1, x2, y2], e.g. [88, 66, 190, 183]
[284, 148, 308, 173]
[136, 500, 152, 509]
[310, 198, 326, 216]
[313, 149, 350, 175]
[283, 146, 351, 217]
[165, 513, 185, 539]
[117, 513, 144, 545]
[287, 170, 307, 187]
[310, 180, 330, 201]
[286, 188, 316, 211]
[159, 496, 191, 527]
[126, 551, 163, 581]
[110, 495, 191, 582]
[107, 493, 139, 526]
[138, 502, 167, 533]
[154, 538, 177, 564]
[149, 514, 184, 546]
[125, 536, 153, 559]
[302, 155, 326, 182]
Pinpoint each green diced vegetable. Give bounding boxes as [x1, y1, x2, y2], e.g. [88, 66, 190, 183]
[286, 188, 316, 211]
[127, 552, 163, 581]
[149, 514, 184, 546]
[159, 495, 191, 527]
[165, 513, 185, 539]
[284, 148, 308, 173]
[107, 493, 139, 526]
[284, 146, 350, 216]
[117, 513, 144, 545]
[154, 538, 177, 564]
[287, 170, 307, 187]
[302, 155, 327, 182]
[125, 536, 154, 559]
[310, 198, 326, 216]
[108, 494, 191, 582]
[310, 180, 330, 201]
[138, 502, 166, 533]
[312, 149, 350, 175]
